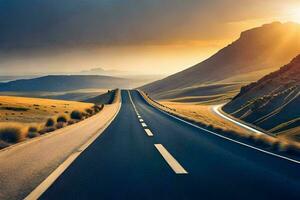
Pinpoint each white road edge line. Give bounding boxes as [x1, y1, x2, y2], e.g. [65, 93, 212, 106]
[25, 95, 123, 200]
[212, 105, 263, 134]
[154, 144, 188, 174]
[138, 90, 300, 164]
[144, 129, 154, 137]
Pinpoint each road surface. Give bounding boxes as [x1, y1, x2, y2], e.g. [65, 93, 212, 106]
[40, 90, 300, 200]
[212, 105, 264, 134]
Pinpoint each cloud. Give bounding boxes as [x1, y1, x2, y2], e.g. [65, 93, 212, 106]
[0, 0, 297, 52]
[0, 0, 299, 75]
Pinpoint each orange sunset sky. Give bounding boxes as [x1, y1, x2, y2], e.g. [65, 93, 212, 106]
[0, 0, 300, 76]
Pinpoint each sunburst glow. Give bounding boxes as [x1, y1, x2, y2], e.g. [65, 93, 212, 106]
[288, 8, 300, 23]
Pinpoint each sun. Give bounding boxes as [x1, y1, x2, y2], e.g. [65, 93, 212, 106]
[289, 8, 300, 23]
[292, 13, 300, 23]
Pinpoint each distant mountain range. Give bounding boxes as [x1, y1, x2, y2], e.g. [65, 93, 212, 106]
[0, 75, 135, 92]
[79, 67, 129, 77]
[223, 55, 300, 136]
[140, 22, 300, 101]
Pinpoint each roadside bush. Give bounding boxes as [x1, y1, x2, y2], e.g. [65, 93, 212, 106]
[45, 118, 55, 127]
[283, 144, 300, 156]
[67, 119, 77, 125]
[28, 126, 38, 133]
[56, 122, 65, 129]
[85, 108, 94, 115]
[39, 127, 56, 134]
[57, 115, 67, 123]
[27, 132, 39, 138]
[27, 126, 39, 138]
[82, 112, 88, 119]
[93, 105, 104, 113]
[70, 110, 83, 120]
[0, 126, 23, 143]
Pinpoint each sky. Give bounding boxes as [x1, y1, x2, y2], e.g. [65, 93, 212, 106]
[0, 0, 300, 76]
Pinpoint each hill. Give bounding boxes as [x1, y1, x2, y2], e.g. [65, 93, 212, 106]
[223, 55, 300, 139]
[0, 75, 155, 92]
[140, 22, 300, 102]
[84, 90, 116, 105]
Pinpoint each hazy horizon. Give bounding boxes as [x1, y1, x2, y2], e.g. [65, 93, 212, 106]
[1, 0, 300, 76]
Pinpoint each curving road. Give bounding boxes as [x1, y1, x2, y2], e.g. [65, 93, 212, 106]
[40, 90, 300, 200]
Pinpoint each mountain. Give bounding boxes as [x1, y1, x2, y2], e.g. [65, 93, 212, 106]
[79, 67, 128, 77]
[84, 90, 116, 105]
[140, 22, 300, 102]
[0, 75, 135, 92]
[223, 55, 300, 136]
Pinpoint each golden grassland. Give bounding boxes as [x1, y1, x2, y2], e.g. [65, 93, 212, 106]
[139, 91, 300, 156]
[278, 126, 300, 142]
[0, 95, 94, 123]
[157, 101, 300, 152]
[159, 101, 249, 134]
[0, 95, 103, 149]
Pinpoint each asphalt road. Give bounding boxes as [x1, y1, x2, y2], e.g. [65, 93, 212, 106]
[41, 90, 300, 200]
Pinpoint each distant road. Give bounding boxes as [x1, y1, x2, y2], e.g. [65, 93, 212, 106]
[212, 105, 264, 134]
[41, 90, 300, 200]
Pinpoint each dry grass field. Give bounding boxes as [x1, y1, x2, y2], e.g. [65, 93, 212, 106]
[0, 88, 108, 101]
[139, 91, 300, 156]
[278, 127, 300, 142]
[0, 96, 101, 148]
[0, 96, 94, 124]
[159, 101, 250, 134]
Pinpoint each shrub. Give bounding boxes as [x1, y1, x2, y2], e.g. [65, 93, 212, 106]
[56, 122, 65, 129]
[85, 108, 94, 115]
[70, 110, 83, 120]
[28, 126, 38, 133]
[57, 115, 67, 123]
[28, 132, 39, 138]
[93, 105, 104, 113]
[46, 118, 55, 127]
[82, 112, 88, 118]
[284, 144, 300, 156]
[27, 126, 39, 138]
[67, 119, 77, 125]
[2, 106, 29, 112]
[39, 127, 56, 134]
[0, 126, 22, 143]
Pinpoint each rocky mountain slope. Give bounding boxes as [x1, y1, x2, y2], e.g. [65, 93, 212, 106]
[140, 22, 300, 101]
[223, 55, 300, 135]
